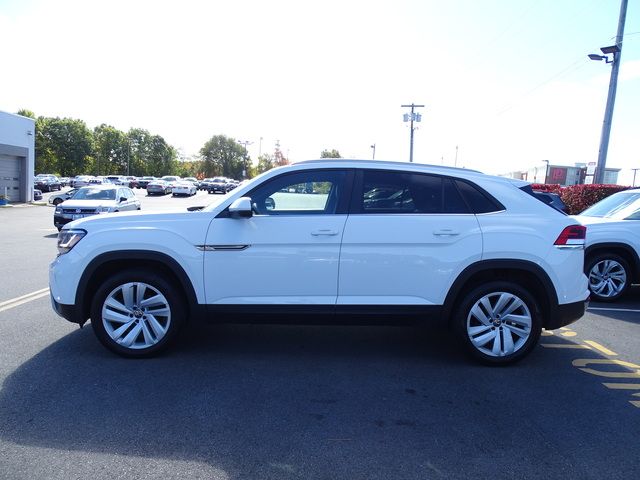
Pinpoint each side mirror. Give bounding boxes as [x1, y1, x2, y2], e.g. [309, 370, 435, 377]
[228, 197, 253, 218]
[119, 197, 127, 203]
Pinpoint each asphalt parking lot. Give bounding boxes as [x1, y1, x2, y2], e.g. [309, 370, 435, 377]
[1, 189, 639, 480]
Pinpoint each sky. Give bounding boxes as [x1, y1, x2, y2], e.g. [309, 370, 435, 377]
[1, 0, 638, 181]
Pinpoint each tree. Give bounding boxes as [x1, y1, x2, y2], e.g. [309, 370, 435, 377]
[274, 144, 289, 167]
[256, 153, 275, 174]
[35, 117, 93, 176]
[320, 149, 341, 158]
[93, 124, 128, 175]
[200, 135, 247, 178]
[16, 109, 35, 119]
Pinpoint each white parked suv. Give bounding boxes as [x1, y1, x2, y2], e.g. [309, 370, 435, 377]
[574, 188, 640, 302]
[49, 160, 589, 364]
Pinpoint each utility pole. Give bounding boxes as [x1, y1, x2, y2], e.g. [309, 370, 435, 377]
[593, 0, 628, 184]
[238, 140, 252, 179]
[454, 145, 459, 167]
[632, 168, 640, 187]
[401, 103, 424, 162]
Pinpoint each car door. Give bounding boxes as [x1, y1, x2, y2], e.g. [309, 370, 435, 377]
[203, 169, 352, 306]
[338, 169, 483, 307]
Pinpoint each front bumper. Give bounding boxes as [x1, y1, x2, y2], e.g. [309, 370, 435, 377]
[54, 212, 97, 229]
[51, 294, 85, 325]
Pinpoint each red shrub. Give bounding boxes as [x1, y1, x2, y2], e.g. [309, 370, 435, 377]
[559, 184, 629, 215]
[531, 183, 562, 194]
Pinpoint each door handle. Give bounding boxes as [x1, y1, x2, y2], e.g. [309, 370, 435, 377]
[433, 229, 460, 236]
[311, 229, 339, 236]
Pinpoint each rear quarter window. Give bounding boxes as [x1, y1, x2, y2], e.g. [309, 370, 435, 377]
[454, 180, 504, 213]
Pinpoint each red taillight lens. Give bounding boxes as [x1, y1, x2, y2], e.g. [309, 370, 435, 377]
[554, 225, 586, 246]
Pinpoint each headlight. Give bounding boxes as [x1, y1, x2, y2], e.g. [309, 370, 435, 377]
[55, 206, 62, 214]
[57, 229, 86, 255]
[97, 206, 112, 213]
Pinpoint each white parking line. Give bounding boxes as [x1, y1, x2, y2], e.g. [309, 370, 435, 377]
[0, 288, 50, 313]
[588, 307, 640, 313]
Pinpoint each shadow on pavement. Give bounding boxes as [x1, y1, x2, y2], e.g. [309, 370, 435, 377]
[1, 322, 639, 479]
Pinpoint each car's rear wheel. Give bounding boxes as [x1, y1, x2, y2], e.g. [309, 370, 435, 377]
[454, 281, 541, 365]
[90, 269, 185, 357]
[586, 253, 630, 302]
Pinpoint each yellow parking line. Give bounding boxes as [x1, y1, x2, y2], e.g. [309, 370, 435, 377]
[583, 341, 617, 356]
[603, 383, 640, 390]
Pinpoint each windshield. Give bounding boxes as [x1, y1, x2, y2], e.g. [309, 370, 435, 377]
[580, 191, 640, 220]
[73, 188, 117, 200]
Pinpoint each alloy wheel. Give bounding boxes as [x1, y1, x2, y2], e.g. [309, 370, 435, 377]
[101, 281, 171, 349]
[589, 259, 627, 299]
[466, 291, 532, 357]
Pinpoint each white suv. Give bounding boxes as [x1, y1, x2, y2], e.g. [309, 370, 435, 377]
[49, 160, 589, 364]
[574, 188, 640, 302]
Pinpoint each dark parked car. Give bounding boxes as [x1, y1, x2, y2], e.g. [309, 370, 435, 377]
[207, 177, 231, 194]
[125, 176, 139, 188]
[137, 176, 156, 189]
[146, 180, 172, 195]
[34, 175, 62, 192]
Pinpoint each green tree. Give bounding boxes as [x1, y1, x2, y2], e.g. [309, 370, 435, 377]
[320, 149, 341, 158]
[35, 117, 93, 176]
[148, 134, 177, 176]
[93, 124, 128, 175]
[200, 135, 247, 178]
[16, 109, 35, 119]
[175, 160, 202, 178]
[256, 153, 275, 174]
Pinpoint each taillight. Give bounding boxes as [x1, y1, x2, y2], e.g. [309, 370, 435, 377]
[554, 225, 586, 246]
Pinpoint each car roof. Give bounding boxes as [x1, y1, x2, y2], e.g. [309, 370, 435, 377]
[288, 159, 531, 188]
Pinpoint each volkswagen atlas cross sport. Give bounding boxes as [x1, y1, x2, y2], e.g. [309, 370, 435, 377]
[50, 160, 589, 365]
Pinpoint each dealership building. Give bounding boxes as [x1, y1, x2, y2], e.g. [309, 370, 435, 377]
[504, 161, 620, 186]
[0, 111, 35, 203]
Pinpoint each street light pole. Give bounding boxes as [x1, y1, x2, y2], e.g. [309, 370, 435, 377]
[238, 140, 252, 179]
[370, 143, 376, 160]
[401, 103, 424, 162]
[593, 0, 628, 185]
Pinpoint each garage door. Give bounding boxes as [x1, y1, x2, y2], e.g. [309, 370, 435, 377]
[0, 154, 22, 202]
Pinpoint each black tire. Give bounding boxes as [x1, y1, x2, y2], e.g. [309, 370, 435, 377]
[52, 198, 63, 206]
[585, 253, 630, 302]
[453, 281, 542, 365]
[90, 269, 186, 358]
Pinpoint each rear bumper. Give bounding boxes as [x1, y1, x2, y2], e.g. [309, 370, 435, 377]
[546, 298, 589, 330]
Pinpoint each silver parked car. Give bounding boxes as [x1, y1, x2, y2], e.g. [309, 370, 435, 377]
[53, 185, 141, 231]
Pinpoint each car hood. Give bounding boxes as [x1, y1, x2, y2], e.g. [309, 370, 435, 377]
[65, 208, 212, 236]
[59, 199, 117, 209]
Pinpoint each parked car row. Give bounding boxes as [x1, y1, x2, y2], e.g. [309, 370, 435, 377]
[202, 177, 239, 194]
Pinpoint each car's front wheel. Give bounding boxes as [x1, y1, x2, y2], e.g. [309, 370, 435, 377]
[586, 253, 630, 302]
[90, 269, 185, 357]
[454, 281, 542, 365]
